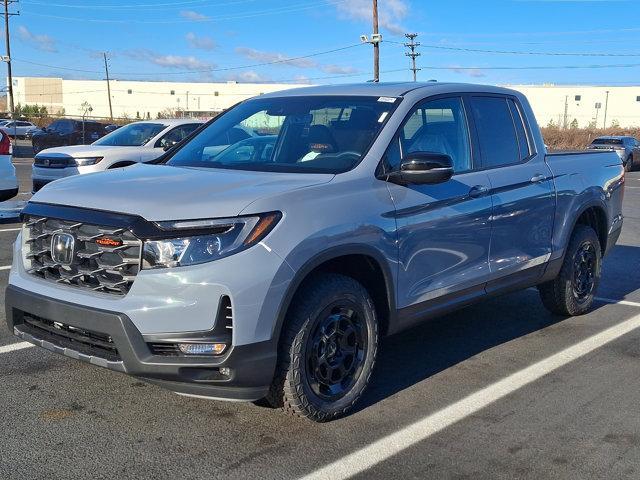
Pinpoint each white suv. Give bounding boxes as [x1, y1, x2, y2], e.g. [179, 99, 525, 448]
[32, 119, 204, 192]
[0, 130, 18, 201]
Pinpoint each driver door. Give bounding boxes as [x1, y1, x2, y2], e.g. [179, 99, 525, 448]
[384, 96, 492, 322]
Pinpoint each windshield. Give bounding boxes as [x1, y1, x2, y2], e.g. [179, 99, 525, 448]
[94, 122, 166, 147]
[167, 95, 398, 174]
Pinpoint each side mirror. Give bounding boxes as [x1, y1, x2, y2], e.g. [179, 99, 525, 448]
[387, 151, 454, 185]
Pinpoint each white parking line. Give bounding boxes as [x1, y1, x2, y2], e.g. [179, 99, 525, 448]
[0, 341, 34, 354]
[0, 228, 20, 232]
[0, 265, 12, 270]
[596, 297, 640, 308]
[302, 312, 640, 480]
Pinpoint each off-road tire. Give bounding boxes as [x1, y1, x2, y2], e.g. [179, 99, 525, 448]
[265, 273, 378, 422]
[538, 225, 602, 316]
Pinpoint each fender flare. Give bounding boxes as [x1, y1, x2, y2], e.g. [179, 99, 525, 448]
[270, 244, 397, 343]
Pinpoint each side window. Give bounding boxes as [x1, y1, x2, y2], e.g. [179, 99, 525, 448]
[508, 99, 531, 161]
[385, 97, 472, 173]
[470, 96, 520, 169]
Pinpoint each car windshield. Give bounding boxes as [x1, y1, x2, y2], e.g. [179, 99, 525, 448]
[592, 138, 623, 146]
[167, 95, 399, 174]
[94, 122, 166, 147]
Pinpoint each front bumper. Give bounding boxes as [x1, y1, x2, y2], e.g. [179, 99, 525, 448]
[5, 284, 276, 401]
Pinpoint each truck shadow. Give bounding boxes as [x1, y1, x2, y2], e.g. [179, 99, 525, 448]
[356, 244, 640, 412]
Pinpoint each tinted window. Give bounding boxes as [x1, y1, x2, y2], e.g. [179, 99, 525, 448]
[508, 99, 531, 161]
[94, 122, 167, 147]
[591, 138, 623, 146]
[386, 97, 471, 173]
[157, 124, 201, 147]
[470, 96, 520, 169]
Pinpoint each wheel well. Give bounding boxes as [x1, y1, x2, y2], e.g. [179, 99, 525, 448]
[296, 254, 392, 336]
[109, 161, 136, 169]
[575, 206, 607, 253]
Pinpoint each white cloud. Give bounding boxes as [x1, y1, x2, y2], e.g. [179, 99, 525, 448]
[234, 47, 359, 77]
[335, 0, 408, 36]
[180, 10, 209, 21]
[185, 32, 216, 51]
[17, 26, 57, 52]
[450, 66, 486, 78]
[235, 47, 316, 68]
[320, 64, 358, 75]
[125, 49, 214, 71]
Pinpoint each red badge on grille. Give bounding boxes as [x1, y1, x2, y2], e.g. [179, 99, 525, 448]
[96, 237, 123, 247]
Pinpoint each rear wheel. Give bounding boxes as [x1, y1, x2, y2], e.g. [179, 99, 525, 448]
[625, 156, 633, 172]
[538, 225, 602, 316]
[266, 273, 378, 422]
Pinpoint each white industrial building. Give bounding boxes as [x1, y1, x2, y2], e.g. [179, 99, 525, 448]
[10, 77, 303, 120]
[9, 77, 640, 128]
[508, 84, 640, 129]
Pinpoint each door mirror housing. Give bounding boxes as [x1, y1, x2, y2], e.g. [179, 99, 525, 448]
[386, 151, 454, 185]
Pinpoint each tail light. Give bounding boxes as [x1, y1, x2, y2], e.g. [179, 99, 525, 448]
[0, 132, 11, 155]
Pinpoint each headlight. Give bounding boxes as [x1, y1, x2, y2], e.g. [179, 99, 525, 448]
[73, 157, 103, 166]
[142, 212, 281, 269]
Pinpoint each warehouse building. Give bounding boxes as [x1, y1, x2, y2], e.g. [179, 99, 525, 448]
[10, 77, 302, 120]
[9, 77, 640, 127]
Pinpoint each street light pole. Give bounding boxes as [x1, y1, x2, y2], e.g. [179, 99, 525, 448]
[603, 90, 610, 129]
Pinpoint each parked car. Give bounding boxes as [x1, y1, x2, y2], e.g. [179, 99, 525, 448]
[588, 136, 639, 171]
[0, 120, 37, 139]
[0, 130, 17, 201]
[30, 119, 110, 154]
[7, 83, 624, 422]
[31, 119, 204, 192]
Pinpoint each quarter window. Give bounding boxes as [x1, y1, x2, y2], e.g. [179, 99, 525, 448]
[470, 96, 521, 169]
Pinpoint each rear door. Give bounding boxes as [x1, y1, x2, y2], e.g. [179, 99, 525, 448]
[385, 96, 493, 316]
[468, 95, 555, 289]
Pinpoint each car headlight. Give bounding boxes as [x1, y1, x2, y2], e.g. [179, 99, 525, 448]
[142, 212, 281, 269]
[73, 157, 103, 166]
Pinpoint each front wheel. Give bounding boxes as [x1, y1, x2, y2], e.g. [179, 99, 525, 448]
[538, 225, 602, 316]
[267, 273, 379, 422]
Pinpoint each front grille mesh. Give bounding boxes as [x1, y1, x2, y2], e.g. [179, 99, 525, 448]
[20, 313, 121, 362]
[23, 215, 142, 296]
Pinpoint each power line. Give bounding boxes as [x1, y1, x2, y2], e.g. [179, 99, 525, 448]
[418, 44, 640, 57]
[21, 0, 349, 24]
[21, 0, 258, 9]
[404, 33, 421, 82]
[13, 43, 365, 76]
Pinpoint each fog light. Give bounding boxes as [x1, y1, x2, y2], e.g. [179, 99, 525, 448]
[177, 343, 227, 355]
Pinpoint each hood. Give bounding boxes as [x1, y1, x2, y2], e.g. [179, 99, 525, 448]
[32, 163, 334, 220]
[36, 145, 141, 157]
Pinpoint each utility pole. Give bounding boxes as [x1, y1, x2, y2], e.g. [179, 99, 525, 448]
[372, 0, 379, 82]
[103, 52, 113, 121]
[404, 33, 421, 82]
[2, 0, 18, 121]
[603, 90, 610, 129]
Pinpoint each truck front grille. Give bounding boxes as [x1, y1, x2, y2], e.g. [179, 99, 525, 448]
[23, 215, 142, 296]
[20, 312, 121, 362]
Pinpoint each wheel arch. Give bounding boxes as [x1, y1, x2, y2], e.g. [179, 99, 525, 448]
[272, 245, 397, 345]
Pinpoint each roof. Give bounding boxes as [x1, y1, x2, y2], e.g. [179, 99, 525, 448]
[147, 118, 206, 126]
[258, 82, 520, 99]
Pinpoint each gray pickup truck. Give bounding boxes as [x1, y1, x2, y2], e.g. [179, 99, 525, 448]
[6, 83, 624, 422]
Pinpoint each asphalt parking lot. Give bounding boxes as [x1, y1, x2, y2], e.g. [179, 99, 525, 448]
[1, 161, 640, 479]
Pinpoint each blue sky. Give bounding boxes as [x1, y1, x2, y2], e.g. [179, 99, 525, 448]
[8, 0, 640, 85]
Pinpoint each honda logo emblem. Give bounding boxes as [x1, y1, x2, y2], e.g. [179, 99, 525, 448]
[51, 232, 75, 265]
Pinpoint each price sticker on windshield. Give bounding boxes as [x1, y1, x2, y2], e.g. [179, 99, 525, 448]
[377, 96, 397, 103]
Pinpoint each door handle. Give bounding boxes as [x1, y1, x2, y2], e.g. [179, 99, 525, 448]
[469, 185, 489, 198]
[530, 173, 546, 183]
